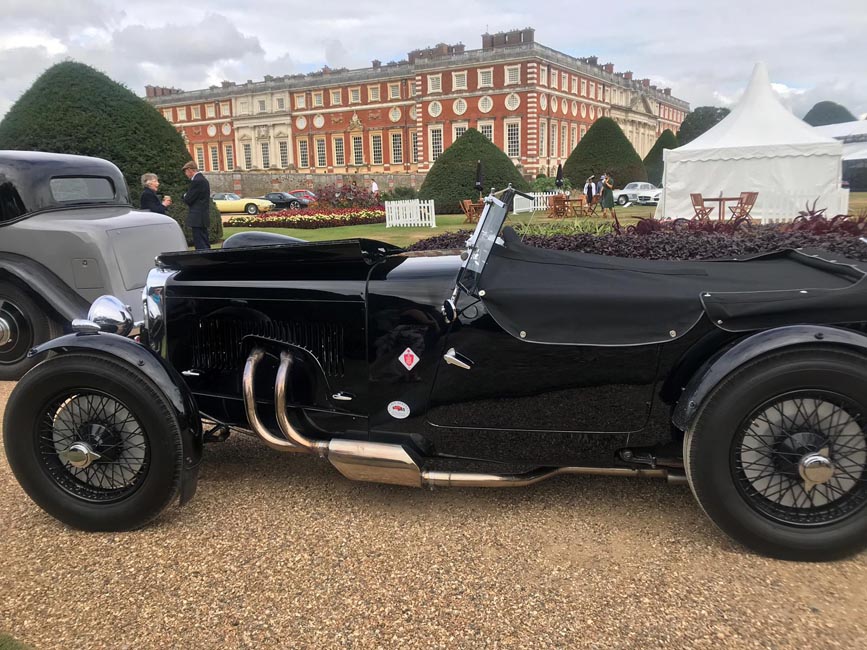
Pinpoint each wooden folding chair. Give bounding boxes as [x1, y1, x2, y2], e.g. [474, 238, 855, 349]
[728, 192, 758, 219]
[460, 199, 479, 224]
[551, 194, 568, 219]
[585, 193, 601, 216]
[690, 193, 714, 219]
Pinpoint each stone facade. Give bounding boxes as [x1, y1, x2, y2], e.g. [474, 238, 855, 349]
[146, 28, 689, 180]
[205, 171, 427, 196]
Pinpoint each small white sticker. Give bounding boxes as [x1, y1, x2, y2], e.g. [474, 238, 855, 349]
[387, 401, 411, 419]
[398, 347, 420, 371]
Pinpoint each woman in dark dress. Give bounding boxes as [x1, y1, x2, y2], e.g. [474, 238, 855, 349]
[600, 173, 616, 219]
[140, 173, 171, 214]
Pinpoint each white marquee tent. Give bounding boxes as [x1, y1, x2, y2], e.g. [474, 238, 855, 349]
[656, 63, 848, 221]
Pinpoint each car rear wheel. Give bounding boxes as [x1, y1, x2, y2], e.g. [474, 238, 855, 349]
[245, 203, 259, 215]
[3, 353, 185, 531]
[0, 280, 63, 381]
[290, 200, 301, 209]
[684, 347, 867, 561]
[617, 195, 629, 206]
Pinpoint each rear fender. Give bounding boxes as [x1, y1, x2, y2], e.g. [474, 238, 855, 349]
[672, 325, 867, 431]
[0, 253, 89, 322]
[30, 332, 202, 504]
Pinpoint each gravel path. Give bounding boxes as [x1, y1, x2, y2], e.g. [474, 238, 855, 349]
[1, 379, 866, 649]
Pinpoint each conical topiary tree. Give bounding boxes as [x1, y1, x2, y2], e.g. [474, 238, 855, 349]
[0, 61, 222, 244]
[643, 129, 678, 186]
[418, 128, 529, 214]
[563, 117, 647, 188]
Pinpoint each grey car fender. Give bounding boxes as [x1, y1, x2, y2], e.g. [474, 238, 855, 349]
[0, 253, 89, 322]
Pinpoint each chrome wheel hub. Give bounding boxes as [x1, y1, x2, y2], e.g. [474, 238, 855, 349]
[58, 441, 102, 469]
[0, 315, 11, 346]
[799, 449, 835, 492]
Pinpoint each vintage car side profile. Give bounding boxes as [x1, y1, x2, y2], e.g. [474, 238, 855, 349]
[4, 187, 867, 561]
[0, 151, 186, 379]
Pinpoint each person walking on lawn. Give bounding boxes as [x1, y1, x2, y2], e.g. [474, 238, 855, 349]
[599, 173, 617, 220]
[182, 161, 211, 250]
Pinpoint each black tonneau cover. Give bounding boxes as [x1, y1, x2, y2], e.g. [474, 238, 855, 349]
[479, 229, 867, 346]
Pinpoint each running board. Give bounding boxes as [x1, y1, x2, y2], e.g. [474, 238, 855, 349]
[244, 347, 688, 488]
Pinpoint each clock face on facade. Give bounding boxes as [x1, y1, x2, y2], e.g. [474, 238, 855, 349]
[207, 124, 217, 137]
[221, 123, 232, 136]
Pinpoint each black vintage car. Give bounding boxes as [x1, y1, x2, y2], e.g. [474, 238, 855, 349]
[4, 187, 867, 561]
[259, 191, 309, 210]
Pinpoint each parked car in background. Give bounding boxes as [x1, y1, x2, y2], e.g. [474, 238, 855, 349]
[613, 182, 660, 206]
[212, 192, 274, 215]
[260, 192, 310, 210]
[0, 150, 186, 379]
[288, 189, 317, 203]
[7, 186, 867, 562]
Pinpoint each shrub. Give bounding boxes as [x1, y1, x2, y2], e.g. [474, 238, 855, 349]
[381, 186, 418, 201]
[409, 223, 867, 262]
[643, 129, 678, 186]
[0, 61, 223, 244]
[314, 182, 380, 208]
[677, 106, 730, 146]
[803, 101, 856, 127]
[225, 207, 385, 229]
[563, 117, 646, 189]
[531, 175, 573, 192]
[418, 128, 529, 214]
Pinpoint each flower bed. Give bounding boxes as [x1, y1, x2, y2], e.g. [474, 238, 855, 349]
[409, 223, 867, 262]
[226, 207, 385, 229]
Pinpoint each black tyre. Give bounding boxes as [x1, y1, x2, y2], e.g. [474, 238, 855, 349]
[0, 280, 63, 381]
[617, 195, 629, 206]
[685, 347, 867, 561]
[290, 200, 301, 209]
[3, 353, 185, 531]
[245, 203, 259, 215]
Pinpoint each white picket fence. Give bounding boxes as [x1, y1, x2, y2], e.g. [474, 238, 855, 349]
[385, 199, 437, 227]
[512, 191, 562, 214]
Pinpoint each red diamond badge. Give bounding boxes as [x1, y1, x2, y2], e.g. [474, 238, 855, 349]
[399, 347, 419, 371]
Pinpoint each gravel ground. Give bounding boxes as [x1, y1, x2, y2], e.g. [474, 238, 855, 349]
[1, 379, 866, 649]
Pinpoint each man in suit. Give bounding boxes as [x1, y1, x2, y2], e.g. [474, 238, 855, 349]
[182, 161, 211, 250]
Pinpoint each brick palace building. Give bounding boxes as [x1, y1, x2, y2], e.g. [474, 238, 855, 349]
[145, 28, 689, 179]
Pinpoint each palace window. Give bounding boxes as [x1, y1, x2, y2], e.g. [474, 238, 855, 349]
[238, 100, 248, 115]
[224, 144, 234, 170]
[294, 94, 306, 109]
[313, 92, 323, 107]
[452, 71, 467, 90]
[276, 97, 285, 111]
[550, 121, 558, 158]
[581, 79, 587, 96]
[506, 121, 521, 158]
[260, 142, 270, 168]
[540, 121, 547, 157]
[192, 106, 201, 119]
[352, 135, 364, 165]
[206, 104, 216, 118]
[368, 85, 381, 102]
[551, 70, 558, 89]
[561, 124, 568, 158]
[331, 89, 341, 106]
[177, 106, 187, 120]
[505, 65, 521, 85]
[316, 138, 327, 167]
[427, 74, 442, 93]
[478, 68, 493, 88]
[571, 76, 578, 94]
[453, 124, 467, 141]
[411, 131, 419, 163]
[350, 87, 361, 104]
[539, 65, 548, 87]
[243, 143, 252, 170]
[391, 132, 403, 164]
[430, 126, 443, 161]
[220, 101, 230, 115]
[571, 124, 578, 151]
[479, 122, 493, 142]
[371, 134, 383, 165]
[389, 83, 400, 99]
[279, 141, 289, 167]
[257, 100, 266, 113]
[209, 146, 219, 171]
[195, 146, 205, 170]
[298, 140, 309, 168]
[589, 81, 595, 98]
[334, 137, 345, 166]
[162, 109, 172, 120]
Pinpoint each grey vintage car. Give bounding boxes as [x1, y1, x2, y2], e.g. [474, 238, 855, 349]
[0, 151, 186, 379]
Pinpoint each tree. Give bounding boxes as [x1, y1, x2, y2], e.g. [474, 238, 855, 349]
[418, 128, 529, 213]
[0, 61, 222, 244]
[563, 117, 646, 188]
[677, 106, 731, 146]
[643, 129, 678, 186]
[803, 101, 856, 127]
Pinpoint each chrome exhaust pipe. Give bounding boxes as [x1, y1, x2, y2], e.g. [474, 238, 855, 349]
[244, 348, 688, 488]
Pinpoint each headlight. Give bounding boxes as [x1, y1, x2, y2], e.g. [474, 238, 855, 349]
[86, 296, 134, 336]
[142, 267, 176, 356]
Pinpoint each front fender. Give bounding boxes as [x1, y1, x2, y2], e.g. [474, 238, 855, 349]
[30, 332, 203, 505]
[672, 325, 867, 432]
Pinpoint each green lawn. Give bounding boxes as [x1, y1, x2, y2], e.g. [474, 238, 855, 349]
[221, 204, 656, 248]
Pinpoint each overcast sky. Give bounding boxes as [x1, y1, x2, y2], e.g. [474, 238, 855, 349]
[1, 0, 865, 121]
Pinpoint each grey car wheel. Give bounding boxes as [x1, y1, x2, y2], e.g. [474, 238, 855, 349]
[245, 203, 259, 215]
[0, 280, 63, 381]
[617, 195, 629, 206]
[290, 201, 301, 209]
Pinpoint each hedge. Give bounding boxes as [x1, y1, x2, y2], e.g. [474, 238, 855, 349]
[563, 117, 646, 188]
[226, 207, 386, 229]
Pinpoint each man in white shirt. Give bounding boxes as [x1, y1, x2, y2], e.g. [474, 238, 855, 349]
[370, 179, 379, 196]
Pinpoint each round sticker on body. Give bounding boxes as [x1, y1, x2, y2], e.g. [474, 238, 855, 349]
[387, 401, 411, 419]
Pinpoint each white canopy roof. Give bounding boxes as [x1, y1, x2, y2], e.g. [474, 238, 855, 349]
[657, 63, 847, 220]
[814, 120, 867, 140]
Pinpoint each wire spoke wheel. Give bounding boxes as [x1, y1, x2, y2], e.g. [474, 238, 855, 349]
[732, 391, 867, 526]
[37, 390, 150, 502]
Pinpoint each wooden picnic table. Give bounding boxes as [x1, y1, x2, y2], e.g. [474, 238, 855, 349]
[565, 197, 587, 217]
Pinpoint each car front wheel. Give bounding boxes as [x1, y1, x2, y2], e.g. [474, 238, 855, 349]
[290, 201, 301, 209]
[3, 353, 185, 531]
[0, 280, 63, 381]
[245, 203, 259, 215]
[684, 346, 867, 561]
[617, 195, 629, 206]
